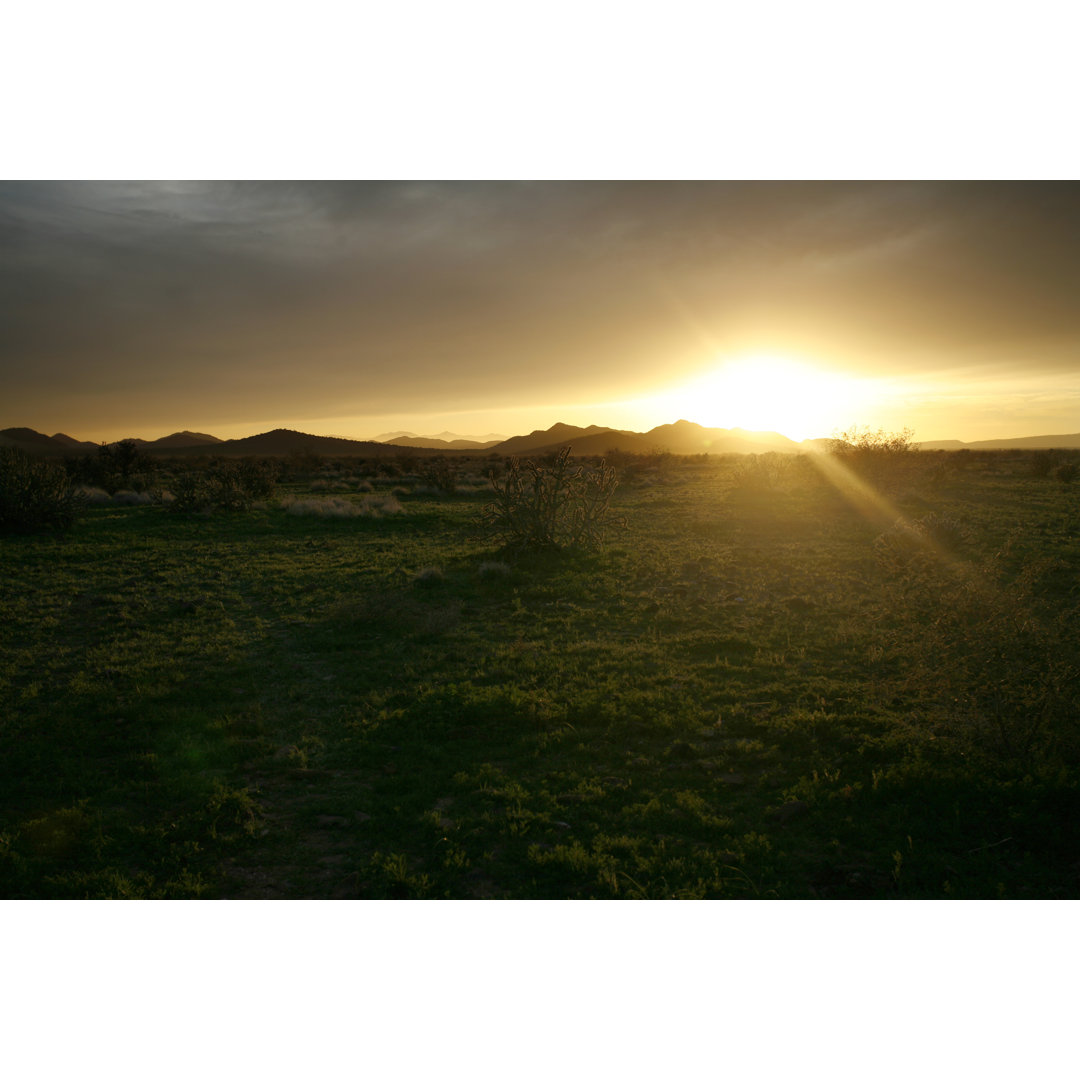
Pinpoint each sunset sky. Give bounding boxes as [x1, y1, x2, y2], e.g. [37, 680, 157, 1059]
[3, 180, 1078, 445]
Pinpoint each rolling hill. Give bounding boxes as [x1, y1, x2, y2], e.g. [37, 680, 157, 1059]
[489, 423, 623, 455]
[177, 429, 399, 457]
[486, 420, 804, 457]
[384, 435, 504, 450]
[0, 427, 72, 455]
[149, 431, 223, 449]
[918, 433, 1080, 450]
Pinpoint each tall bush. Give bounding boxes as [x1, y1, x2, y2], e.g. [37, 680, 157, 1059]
[65, 439, 157, 494]
[480, 447, 620, 552]
[0, 447, 85, 532]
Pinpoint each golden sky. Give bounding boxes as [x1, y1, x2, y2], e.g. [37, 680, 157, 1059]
[3, 180, 1078, 444]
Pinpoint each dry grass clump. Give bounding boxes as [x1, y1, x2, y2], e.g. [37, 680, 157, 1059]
[730, 452, 794, 493]
[284, 497, 358, 518]
[368, 494, 403, 515]
[873, 511, 969, 576]
[282, 494, 404, 518]
[412, 566, 445, 587]
[112, 490, 154, 506]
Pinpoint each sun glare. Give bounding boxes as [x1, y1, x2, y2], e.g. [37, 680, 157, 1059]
[665, 355, 866, 441]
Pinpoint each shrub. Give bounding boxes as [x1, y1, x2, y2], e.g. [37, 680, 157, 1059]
[830, 426, 917, 481]
[875, 537, 1079, 767]
[99, 439, 156, 487]
[419, 458, 457, 495]
[166, 459, 278, 513]
[480, 446, 621, 552]
[1054, 462, 1077, 484]
[731, 452, 791, 492]
[1030, 451, 1059, 478]
[66, 439, 157, 494]
[0, 447, 85, 532]
[873, 512, 969, 579]
[286, 447, 325, 477]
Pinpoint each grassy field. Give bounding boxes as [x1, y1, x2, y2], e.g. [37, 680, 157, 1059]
[3, 448, 1079, 898]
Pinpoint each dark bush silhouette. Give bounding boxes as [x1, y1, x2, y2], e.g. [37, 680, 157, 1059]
[1030, 450, 1060, 478]
[65, 439, 157, 494]
[420, 457, 457, 494]
[0, 447, 85, 532]
[167, 459, 278, 513]
[480, 446, 621, 552]
[831, 427, 916, 468]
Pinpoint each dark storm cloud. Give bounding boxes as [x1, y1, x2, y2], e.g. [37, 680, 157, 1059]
[2, 181, 1079, 429]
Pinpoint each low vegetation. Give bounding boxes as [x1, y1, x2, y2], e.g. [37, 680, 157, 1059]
[2, 443, 1079, 898]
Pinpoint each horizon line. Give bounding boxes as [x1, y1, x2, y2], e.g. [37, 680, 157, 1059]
[6, 418, 1080, 450]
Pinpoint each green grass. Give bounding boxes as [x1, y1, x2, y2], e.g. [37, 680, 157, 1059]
[3, 451, 1079, 897]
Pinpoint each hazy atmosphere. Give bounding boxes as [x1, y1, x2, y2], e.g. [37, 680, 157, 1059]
[3, 180, 1079, 445]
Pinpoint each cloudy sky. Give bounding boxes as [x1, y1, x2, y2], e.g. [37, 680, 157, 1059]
[3, 180, 1079, 443]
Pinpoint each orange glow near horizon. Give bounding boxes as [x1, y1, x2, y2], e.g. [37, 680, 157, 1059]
[55, 359, 1080, 448]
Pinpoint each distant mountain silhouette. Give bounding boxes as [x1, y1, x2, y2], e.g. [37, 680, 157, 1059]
[918, 433, 1080, 450]
[197, 429, 395, 456]
[486, 419, 804, 457]
[385, 435, 503, 450]
[642, 420, 801, 454]
[7, 422, 1080, 460]
[149, 430, 223, 449]
[1, 428, 224, 455]
[374, 430, 506, 448]
[1, 428, 78, 455]
[51, 432, 100, 451]
[491, 423, 624, 455]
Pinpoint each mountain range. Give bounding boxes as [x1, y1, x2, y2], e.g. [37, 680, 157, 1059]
[5, 422, 1080, 459]
[376, 435, 505, 450]
[373, 431, 507, 450]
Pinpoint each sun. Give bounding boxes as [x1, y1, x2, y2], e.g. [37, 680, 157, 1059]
[666, 355, 864, 441]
